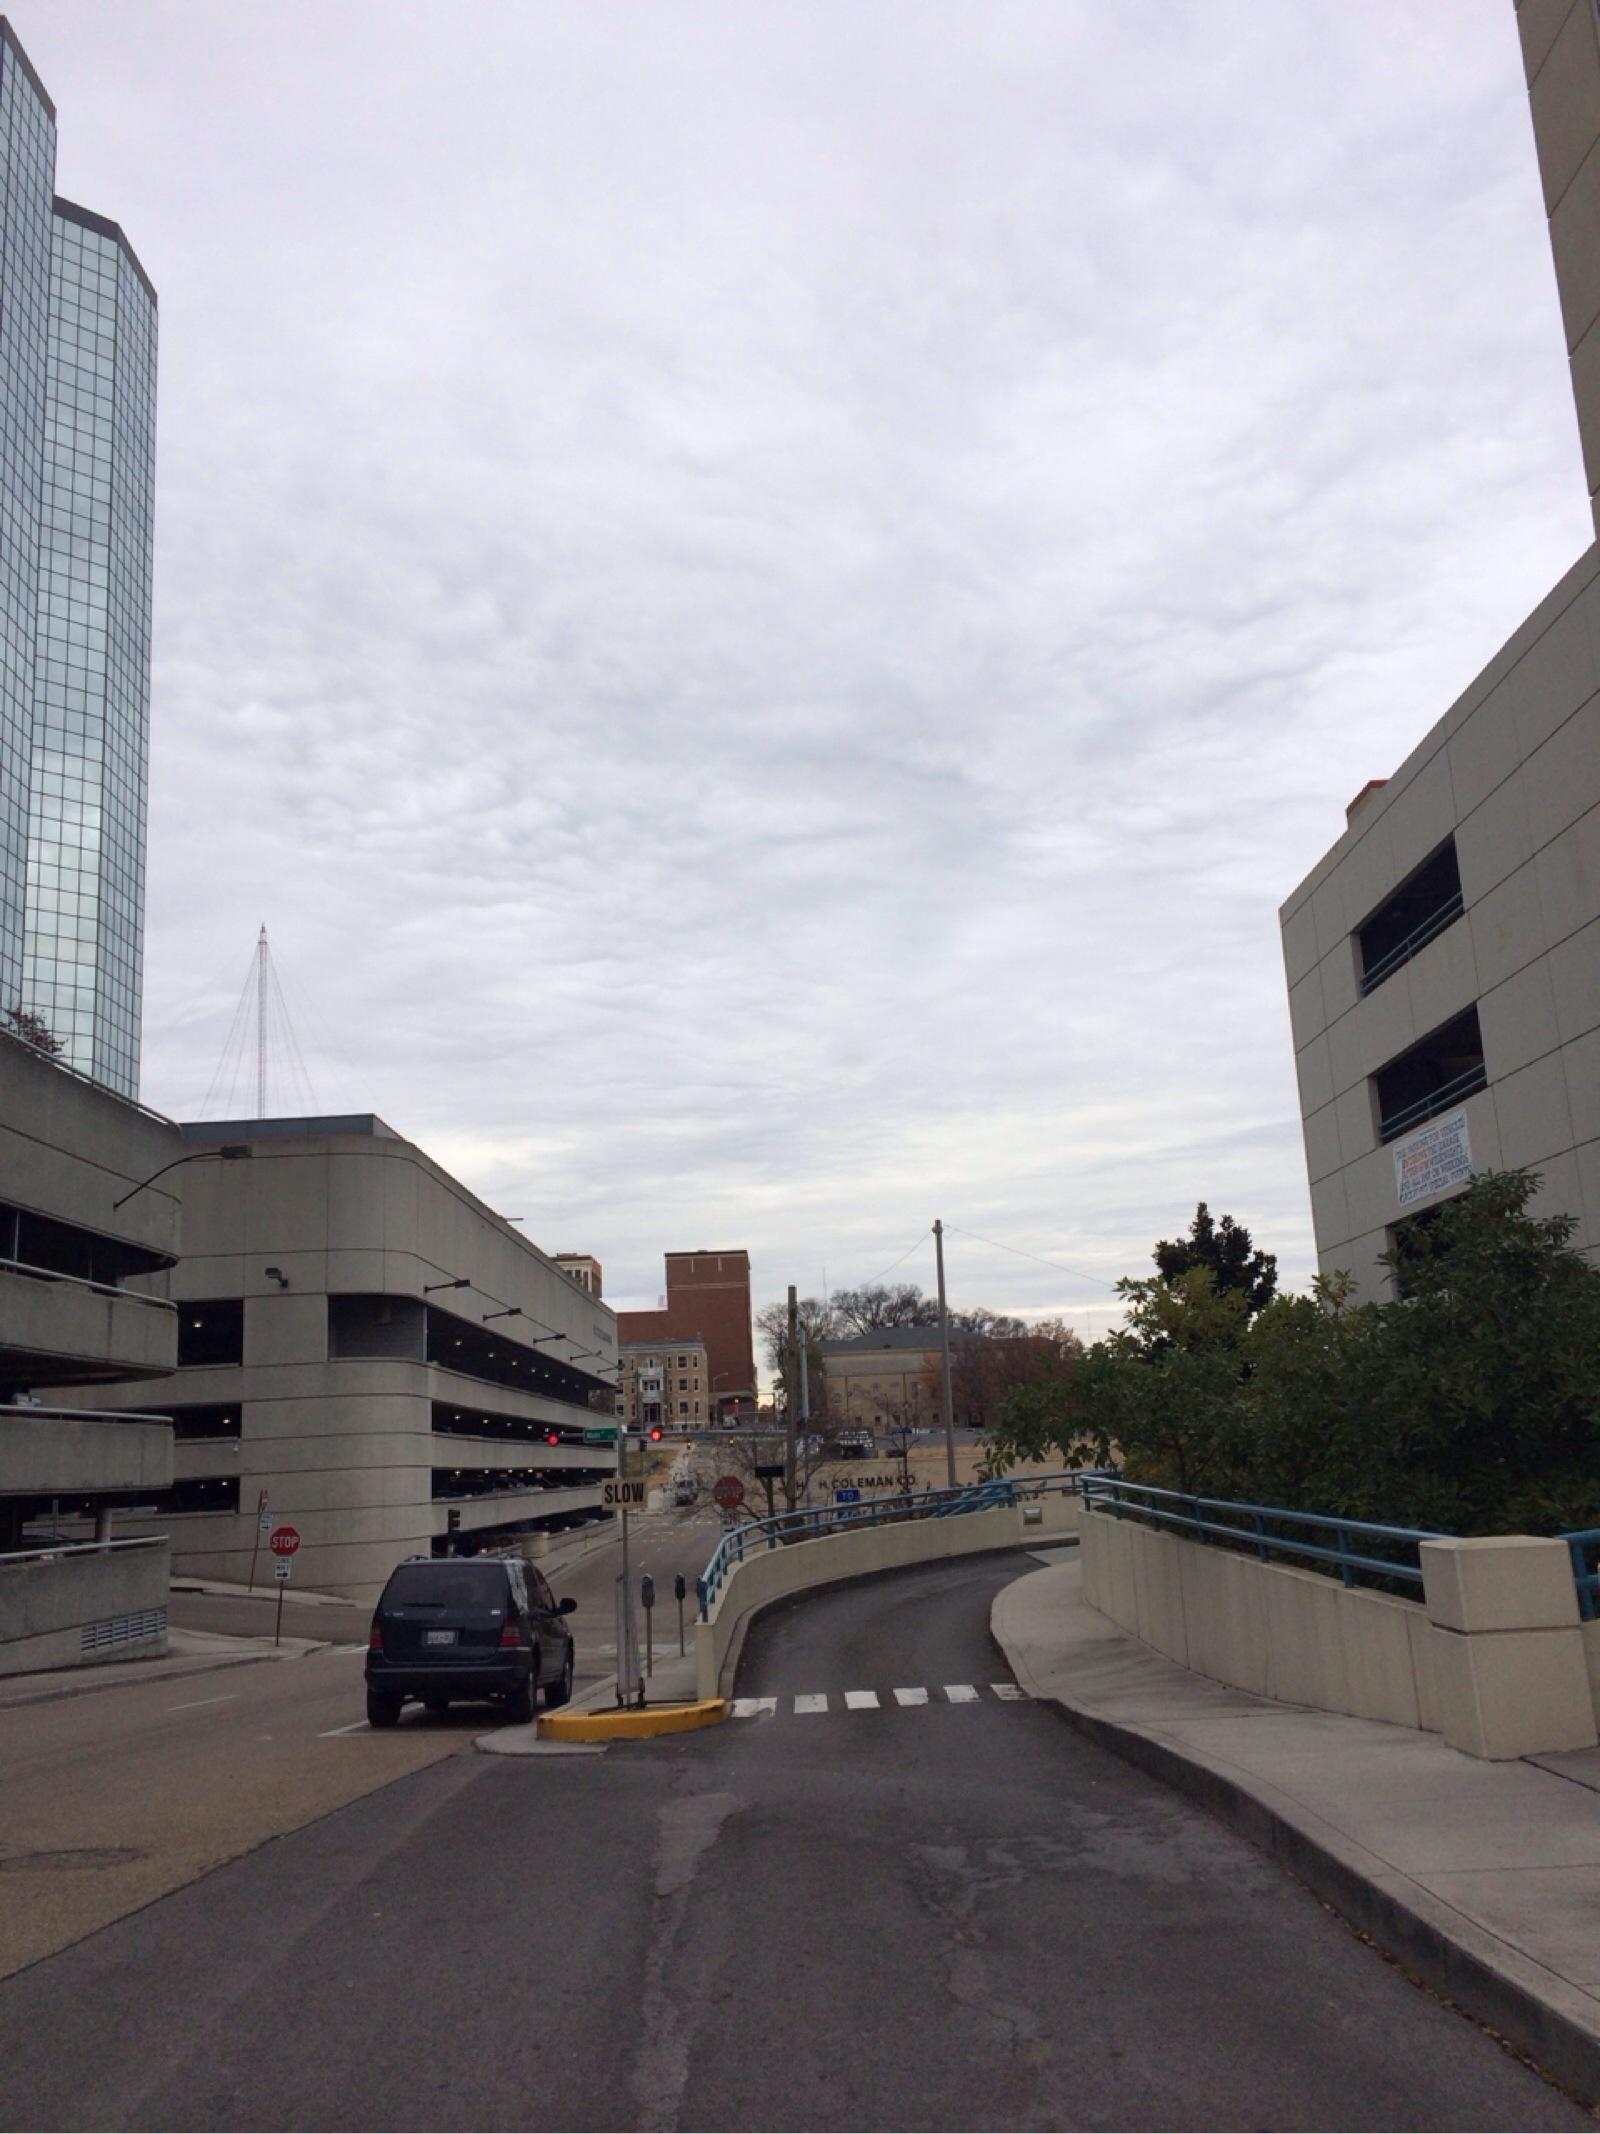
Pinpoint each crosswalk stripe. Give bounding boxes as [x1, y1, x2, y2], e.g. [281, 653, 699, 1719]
[731, 1697, 777, 1719]
[892, 1687, 928, 1706]
[943, 1684, 979, 1703]
[843, 1690, 880, 1710]
[991, 1682, 1029, 1701]
[793, 1693, 829, 1715]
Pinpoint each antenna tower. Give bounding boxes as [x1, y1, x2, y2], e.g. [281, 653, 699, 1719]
[199, 925, 321, 1120]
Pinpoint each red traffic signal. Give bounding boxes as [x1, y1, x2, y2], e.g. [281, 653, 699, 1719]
[649, 1426, 664, 1442]
[546, 1430, 561, 1446]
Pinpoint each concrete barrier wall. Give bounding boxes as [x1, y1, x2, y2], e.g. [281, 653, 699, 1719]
[1080, 1506, 1439, 1732]
[0, 1540, 171, 1675]
[1082, 1507, 1600, 1757]
[696, 1504, 1023, 1700]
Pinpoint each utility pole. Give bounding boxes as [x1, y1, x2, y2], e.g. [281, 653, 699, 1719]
[934, 1219, 956, 1488]
[784, 1284, 799, 1513]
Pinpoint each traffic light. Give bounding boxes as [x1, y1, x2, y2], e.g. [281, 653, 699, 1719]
[648, 1425, 664, 1442]
[546, 1430, 561, 1446]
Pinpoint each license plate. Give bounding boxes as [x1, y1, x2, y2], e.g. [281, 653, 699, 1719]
[424, 1629, 457, 1647]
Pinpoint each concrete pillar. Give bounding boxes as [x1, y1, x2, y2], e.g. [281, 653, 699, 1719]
[1420, 1536, 1598, 1759]
[94, 1507, 114, 1546]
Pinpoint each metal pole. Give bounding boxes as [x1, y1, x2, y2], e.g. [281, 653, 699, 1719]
[274, 1578, 284, 1648]
[934, 1219, 956, 1489]
[256, 925, 268, 1117]
[246, 1488, 267, 1593]
[784, 1284, 799, 1514]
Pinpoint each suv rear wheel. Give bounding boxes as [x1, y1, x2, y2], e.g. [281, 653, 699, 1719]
[546, 1649, 574, 1709]
[505, 1672, 535, 1726]
[367, 1687, 402, 1729]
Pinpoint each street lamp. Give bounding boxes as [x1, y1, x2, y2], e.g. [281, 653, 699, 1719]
[424, 1277, 471, 1294]
[482, 1306, 523, 1324]
[112, 1144, 251, 1211]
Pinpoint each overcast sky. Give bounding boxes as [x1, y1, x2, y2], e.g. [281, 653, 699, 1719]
[23, 1, 1591, 1334]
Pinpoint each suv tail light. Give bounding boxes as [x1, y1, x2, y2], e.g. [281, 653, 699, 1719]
[368, 1617, 383, 1652]
[499, 1617, 525, 1650]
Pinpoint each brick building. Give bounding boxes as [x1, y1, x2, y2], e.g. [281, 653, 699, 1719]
[616, 1249, 756, 1419]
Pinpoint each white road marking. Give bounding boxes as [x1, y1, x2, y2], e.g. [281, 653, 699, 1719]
[793, 1694, 829, 1715]
[731, 1697, 777, 1719]
[991, 1682, 1029, 1701]
[844, 1690, 880, 1710]
[893, 1687, 929, 1706]
[318, 1720, 370, 1737]
[943, 1684, 979, 1703]
[166, 1693, 239, 1713]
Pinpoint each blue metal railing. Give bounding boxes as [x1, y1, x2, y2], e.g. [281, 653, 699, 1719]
[1080, 1474, 1443, 1594]
[695, 1470, 1095, 1619]
[1378, 1060, 1488, 1144]
[1563, 1529, 1600, 1621]
[1359, 890, 1464, 997]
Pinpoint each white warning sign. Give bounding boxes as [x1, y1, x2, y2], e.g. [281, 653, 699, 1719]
[1394, 1109, 1473, 1209]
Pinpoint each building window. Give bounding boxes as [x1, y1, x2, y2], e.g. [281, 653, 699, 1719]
[167, 1404, 240, 1439]
[678, 1401, 688, 1415]
[676, 1353, 687, 1367]
[145, 1476, 241, 1515]
[328, 1294, 425, 1360]
[1357, 838, 1464, 997]
[177, 1301, 244, 1368]
[1373, 1006, 1487, 1144]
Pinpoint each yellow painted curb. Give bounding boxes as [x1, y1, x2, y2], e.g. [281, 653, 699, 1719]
[538, 1698, 728, 1742]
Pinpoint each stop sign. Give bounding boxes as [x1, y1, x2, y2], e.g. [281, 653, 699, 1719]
[268, 1525, 301, 1557]
[712, 1475, 745, 1511]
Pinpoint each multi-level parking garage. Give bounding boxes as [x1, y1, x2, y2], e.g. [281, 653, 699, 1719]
[91, 1115, 617, 1600]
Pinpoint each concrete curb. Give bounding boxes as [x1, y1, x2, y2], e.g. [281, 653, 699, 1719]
[991, 1576, 1600, 2107]
[539, 1698, 727, 1742]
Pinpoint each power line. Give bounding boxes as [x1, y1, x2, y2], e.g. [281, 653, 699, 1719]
[844, 1228, 932, 1295]
[944, 1223, 1121, 1292]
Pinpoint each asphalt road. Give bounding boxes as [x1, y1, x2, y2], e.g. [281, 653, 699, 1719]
[0, 1552, 1589, 2131]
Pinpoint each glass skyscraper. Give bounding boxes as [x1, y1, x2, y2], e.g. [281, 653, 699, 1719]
[0, 18, 156, 1099]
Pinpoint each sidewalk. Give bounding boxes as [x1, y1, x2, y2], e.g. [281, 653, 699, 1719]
[993, 1558, 1600, 2105]
[0, 1624, 328, 1711]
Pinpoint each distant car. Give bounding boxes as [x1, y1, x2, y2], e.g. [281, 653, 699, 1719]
[364, 1555, 577, 1728]
[673, 1477, 700, 1505]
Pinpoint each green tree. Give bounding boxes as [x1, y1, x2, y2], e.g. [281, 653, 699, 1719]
[1154, 1203, 1277, 1321]
[987, 1269, 1249, 1492]
[1365, 1172, 1600, 1533]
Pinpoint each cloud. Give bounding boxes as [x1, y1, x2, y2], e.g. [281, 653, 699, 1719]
[22, 0, 1590, 1325]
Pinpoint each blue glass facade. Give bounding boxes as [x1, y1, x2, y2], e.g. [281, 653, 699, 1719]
[0, 20, 156, 1098]
[0, 23, 54, 1031]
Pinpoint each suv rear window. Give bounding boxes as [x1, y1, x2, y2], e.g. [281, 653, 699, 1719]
[381, 1563, 509, 1609]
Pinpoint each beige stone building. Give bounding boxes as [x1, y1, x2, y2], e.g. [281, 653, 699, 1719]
[1280, 2, 1600, 1296]
[820, 1328, 941, 1428]
[617, 1337, 712, 1430]
[92, 1115, 618, 1601]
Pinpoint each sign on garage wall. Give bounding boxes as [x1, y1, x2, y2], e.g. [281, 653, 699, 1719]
[1394, 1109, 1473, 1209]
